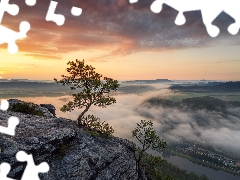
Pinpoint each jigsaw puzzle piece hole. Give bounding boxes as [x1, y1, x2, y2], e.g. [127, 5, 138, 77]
[71, 7, 82, 16]
[39, 162, 50, 173]
[16, 151, 29, 162]
[0, 163, 11, 176]
[46, 1, 65, 26]
[8, 43, 18, 54]
[0, 100, 9, 111]
[175, 12, 186, 25]
[202, 9, 220, 37]
[129, 0, 138, 3]
[19, 21, 31, 33]
[8, 116, 20, 128]
[25, 0, 37, 6]
[7, 4, 19, 16]
[151, 0, 163, 13]
[228, 23, 239, 35]
[206, 25, 220, 37]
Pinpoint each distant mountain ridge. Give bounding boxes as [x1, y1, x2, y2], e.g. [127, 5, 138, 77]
[170, 81, 240, 92]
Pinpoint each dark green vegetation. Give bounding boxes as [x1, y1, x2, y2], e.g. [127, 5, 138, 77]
[136, 150, 209, 180]
[10, 102, 44, 116]
[54, 59, 118, 137]
[142, 93, 240, 175]
[54, 59, 119, 123]
[132, 120, 167, 179]
[79, 115, 114, 137]
[170, 81, 240, 93]
[144, 96, 240, 113]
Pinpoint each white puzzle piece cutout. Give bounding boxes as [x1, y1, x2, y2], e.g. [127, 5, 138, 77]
[0, 0, 82, 53]
[0, 163, 15, 180]
[0, 21, 30, 54]
[25, 0, 37, 6]
[0, 0, 19, 22]
[0, 0, 31, 54]
[46, 0, 65, 26]
[0, 116, 19, 136]
[16, 151, 49, 180]
[0, 99, 9, 111]
[0, 99, 19, 136]
[71, 7, 82, 16]
[0, 100, 49, 179]
[46, 1, 82, 26]
[0, 152, 50, 180]
[130, 0, 240, 37]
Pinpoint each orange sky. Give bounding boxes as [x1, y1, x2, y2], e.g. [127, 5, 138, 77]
[0, 0, 240, 81]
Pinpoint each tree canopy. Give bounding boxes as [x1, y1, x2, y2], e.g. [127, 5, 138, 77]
[132, 120, 167, 179]
[54, 59, 119, 124]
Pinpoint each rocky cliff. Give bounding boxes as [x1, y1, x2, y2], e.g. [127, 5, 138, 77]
[0, 102, 145, 180]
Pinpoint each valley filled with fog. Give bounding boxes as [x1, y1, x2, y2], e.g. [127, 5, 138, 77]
[1, 80, 240, 179]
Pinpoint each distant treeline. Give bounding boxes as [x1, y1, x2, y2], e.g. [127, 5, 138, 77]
[0, 82, 69, 90]
[144, 96, 240, 113]
[170, 81, 240, 92]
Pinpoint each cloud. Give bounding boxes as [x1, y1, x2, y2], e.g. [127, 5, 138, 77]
[2, 0, 239, 60]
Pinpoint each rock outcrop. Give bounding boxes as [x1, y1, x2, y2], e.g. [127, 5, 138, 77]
[0, 107, 145, 179]
[8, 99, 56, 118]
[40, 104, 56, 117]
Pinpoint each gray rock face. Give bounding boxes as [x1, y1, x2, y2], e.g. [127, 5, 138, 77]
[0, 110, 145, 180]
[40, 104, 56, 117]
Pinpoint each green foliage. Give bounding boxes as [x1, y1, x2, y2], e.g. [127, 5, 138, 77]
[135, 148, 163, 179]
[54, 59, 119, 123]
[11, 102, 44, 116]
[132, 120, 167, 179]
[139, 151, 209, 180]
[132, 120, 167, 152]
[87, 130, 100, 137]
[80, 115, 114, 137]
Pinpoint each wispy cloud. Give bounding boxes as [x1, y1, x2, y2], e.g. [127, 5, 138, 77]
[1, 0, 239, 60]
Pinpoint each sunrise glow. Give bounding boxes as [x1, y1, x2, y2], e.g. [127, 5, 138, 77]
[0, 0, 239, 81]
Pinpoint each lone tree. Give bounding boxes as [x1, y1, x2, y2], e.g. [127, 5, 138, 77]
[54, 59, 119, 125]
[132, 120, 167, 178]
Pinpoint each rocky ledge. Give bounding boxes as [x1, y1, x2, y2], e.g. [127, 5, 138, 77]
[0, 104, 145, 179]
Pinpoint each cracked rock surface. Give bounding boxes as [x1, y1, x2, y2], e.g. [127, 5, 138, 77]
[0, 110, 145, 180]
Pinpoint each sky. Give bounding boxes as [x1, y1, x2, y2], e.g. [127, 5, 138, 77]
[0, 0, 240, 81]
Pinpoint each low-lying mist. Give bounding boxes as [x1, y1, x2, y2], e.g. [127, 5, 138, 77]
[18, 83, 240, 156]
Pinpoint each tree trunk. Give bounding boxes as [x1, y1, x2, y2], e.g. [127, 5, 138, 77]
[77, 104, 91, 124]
[136, 150, 144, 180]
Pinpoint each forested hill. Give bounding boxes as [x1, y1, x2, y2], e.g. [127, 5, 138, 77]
[170, 81, 240, 92]
[143, 96, 239, 113]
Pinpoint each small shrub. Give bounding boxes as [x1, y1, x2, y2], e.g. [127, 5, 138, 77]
[11, 102, 44, 116]
[87, 130, 100, 137]
[79, 115, 114, 137]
